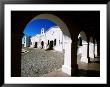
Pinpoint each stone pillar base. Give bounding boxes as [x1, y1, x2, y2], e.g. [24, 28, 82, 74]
[62, 65, 71, 76]
[71, 64, 78, 76]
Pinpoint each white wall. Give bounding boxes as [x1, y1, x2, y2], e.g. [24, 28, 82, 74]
[22, 35, 30, 47]
[77, 32, 88, 63]
[30, 26, 63, 51]
[77, 40, 88, 63]
[62, 39, 72, 75]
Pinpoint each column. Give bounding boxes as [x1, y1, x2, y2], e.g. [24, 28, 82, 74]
[71, 38, 78, 76]
[80, 40, 88, 63]
[89, 37, 94, 58]
[62, 39, 72, 75]
[95, 40, 97, 57]
[11, 33, 21, 76]
[87, 37, 90, 63]
[93, 39, 95, 58]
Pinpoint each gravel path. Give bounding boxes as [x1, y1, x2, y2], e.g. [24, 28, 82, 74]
[21, 47, 64, 77]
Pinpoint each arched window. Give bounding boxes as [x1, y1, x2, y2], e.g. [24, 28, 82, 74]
[78, 31, 87, 46]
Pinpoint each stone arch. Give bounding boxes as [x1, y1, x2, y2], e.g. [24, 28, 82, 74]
[33, 14, 71, 41]
[28, 14, 72, 75]
[90, 37, 93, 43]
[79, 31, 87, 42]
[77, 31, 88, 63]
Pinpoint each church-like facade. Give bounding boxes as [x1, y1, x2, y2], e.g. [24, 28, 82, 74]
[22, 26, 64, 52]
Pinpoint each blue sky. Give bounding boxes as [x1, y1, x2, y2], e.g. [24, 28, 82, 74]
[23, 19, 57, 36]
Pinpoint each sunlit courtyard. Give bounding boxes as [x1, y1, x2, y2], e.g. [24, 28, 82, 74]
[21, 47, 64, 77]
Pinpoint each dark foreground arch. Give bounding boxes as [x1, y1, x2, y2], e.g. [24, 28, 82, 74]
[11, 11, 100, 76]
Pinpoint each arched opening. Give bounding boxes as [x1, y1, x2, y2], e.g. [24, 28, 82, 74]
[11, 11, 100, 77]
[41, 41, 44, 49]
[21, 14, 71, 77]
[77, 31, 88, 63]
[48, 40, 54, 50]
[76, 31, 100, 76]
[34, 42, 38, 48]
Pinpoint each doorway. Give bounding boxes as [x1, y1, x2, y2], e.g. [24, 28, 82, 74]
[34, 42, 38, 48]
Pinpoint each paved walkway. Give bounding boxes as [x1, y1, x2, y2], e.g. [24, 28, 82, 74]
[21, 47, 64, 77]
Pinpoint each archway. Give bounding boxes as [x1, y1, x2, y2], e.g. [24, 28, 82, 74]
[11, 11, 100, 77]
[21, 14, 72, 76]
[76, 31, 100, 76]
[77, 31, 88, 63]
[41, 41, 44, 49]
[33, 14, 72, 75]
[75, 30, 89, 76]
[34, 42, 38, 48]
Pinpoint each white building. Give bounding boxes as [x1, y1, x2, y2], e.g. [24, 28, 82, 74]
[30, 26, 64, 52]
[22, 35, 30, 47]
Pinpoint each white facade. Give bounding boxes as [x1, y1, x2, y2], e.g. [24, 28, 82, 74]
[30, 26, 64, 52]
[22, 35, 30, 47]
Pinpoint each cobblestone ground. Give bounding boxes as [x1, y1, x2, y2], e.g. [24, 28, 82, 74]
[21, 47, 64, 77]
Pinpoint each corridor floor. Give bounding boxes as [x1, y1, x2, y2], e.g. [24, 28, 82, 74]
[43, 62, 100, 77]
[42, 57, 100, 77]
[75, 57, 100, 77]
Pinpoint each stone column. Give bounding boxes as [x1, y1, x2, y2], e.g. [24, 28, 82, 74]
[71, 38, 78, 76]
[78, 34, 89, 63]
[95, 40, 97, 57]
[11, 33, 21, 76]
[87, 37, 90, 63]
[62, 39, 72, 75]
[93, 39, 95, 58]
[80, 40, 88, 63]
[89, 37, 94, 58]
[97, 41, 100, 57]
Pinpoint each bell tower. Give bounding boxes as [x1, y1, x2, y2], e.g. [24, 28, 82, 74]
[41, 28, 45, 35]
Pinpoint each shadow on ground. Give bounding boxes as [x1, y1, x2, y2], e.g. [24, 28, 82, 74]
[73, 69, 100, 77]
[90, 61, 100, 63]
